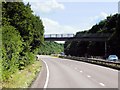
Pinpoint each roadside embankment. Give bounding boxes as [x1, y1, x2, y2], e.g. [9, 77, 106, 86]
[2, 60, 42, 88]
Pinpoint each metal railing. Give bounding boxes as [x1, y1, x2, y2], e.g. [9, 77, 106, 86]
[44, 33, 111, 38]
[44, 34, 75, 38]
[44, 33, 111, 41]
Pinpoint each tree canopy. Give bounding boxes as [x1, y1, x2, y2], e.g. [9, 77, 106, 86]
[2, 2, 44, 81]
[64, 14, 120, 58]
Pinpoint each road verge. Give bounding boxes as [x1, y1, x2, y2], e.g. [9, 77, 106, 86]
[2, 60, 42, 88]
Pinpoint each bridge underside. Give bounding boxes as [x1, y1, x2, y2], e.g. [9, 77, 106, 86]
[44, 37, 108, 41]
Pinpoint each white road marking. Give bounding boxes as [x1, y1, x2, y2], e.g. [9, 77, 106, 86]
[61, 58, 118, 72]
[87, 75, 91, 78]
[80, 70, 83, 73]
[99, 83, 105, 87]
[42, 59, 50, 88]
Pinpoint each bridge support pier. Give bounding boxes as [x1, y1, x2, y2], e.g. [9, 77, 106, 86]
[105, 41, 107, 58]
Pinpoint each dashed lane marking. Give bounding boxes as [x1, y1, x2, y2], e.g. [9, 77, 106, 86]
[87, 75, 91, 78]
[80, 70, 83, 73]
[99, 83, 105, 87]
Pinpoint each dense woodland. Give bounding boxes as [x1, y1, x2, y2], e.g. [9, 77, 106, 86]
[2, 2, 44, 81]
[64, 14, 120, 58]
[1, 2, 63, 81]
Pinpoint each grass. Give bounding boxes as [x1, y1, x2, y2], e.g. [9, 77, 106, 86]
[0, 59, 2, 89]
[2, 60, 42, 88]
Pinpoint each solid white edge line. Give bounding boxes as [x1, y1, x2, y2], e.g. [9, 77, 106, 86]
[80, 70, 83, 73]
[42, 59, 50, 88]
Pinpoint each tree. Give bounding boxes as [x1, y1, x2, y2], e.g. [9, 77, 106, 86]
[2, 2, 44, 52]
[64, 14, 120, 58]
[2, 2, 44, 81]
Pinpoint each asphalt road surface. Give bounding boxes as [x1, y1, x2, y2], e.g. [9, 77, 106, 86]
[31, 55, 118, 88]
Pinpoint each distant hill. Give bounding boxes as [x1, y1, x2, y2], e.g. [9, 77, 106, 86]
[38, 41, 64, 55]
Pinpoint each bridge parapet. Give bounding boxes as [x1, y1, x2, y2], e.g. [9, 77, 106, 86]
[44, 33, 111, 41]
[44, 34, 75, 38]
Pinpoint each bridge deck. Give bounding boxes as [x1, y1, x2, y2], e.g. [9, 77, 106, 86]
[44, 33, 111, 41]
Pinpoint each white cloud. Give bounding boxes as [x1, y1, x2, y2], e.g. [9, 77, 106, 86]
[24, 0, 65, 14]
[41, 12, 109, 35]
[76, 12, 109, 31]
[90, 12, 108, 24]
[23, 0, 119, 3]
[42, 18, 79, 34]
[101, 12, 108, 18]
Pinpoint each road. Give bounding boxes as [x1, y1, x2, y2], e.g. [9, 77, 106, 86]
[31, 55, 118, 89]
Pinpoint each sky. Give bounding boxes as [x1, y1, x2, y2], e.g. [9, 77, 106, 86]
[23, 0, 119, 35]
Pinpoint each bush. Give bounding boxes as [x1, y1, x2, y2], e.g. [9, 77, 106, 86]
[2, 26, 23, 81]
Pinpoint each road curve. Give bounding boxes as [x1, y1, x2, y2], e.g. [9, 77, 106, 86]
[31, 55, 118, 88]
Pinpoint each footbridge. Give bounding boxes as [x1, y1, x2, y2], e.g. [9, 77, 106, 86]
[44, 33, 111, 41]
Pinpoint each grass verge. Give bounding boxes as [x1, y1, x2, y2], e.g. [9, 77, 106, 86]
[2, 60, 42, 88]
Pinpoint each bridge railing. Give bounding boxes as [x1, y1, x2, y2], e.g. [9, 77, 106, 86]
[44, 33, 111, 41]
[44, 34, 75, 38]
[44, 33, 111, 38]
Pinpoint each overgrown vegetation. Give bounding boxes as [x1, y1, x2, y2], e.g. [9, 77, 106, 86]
[2, 60, 42, 88]
[37, 41, 64, 55]
[2, 2, 44, 82]
[64, 14, 120, 58]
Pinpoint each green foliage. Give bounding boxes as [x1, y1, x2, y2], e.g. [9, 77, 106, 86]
[2, 60, 42, 88]
[107, 14, 120, 56]
[2, 2, 44, 82]
[2, 25, 23, 80]
[65, 14, 120, 58]
[38, 41, 64, 55]
[2, 2, 44, 51]
[0, 27, 2, 87]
